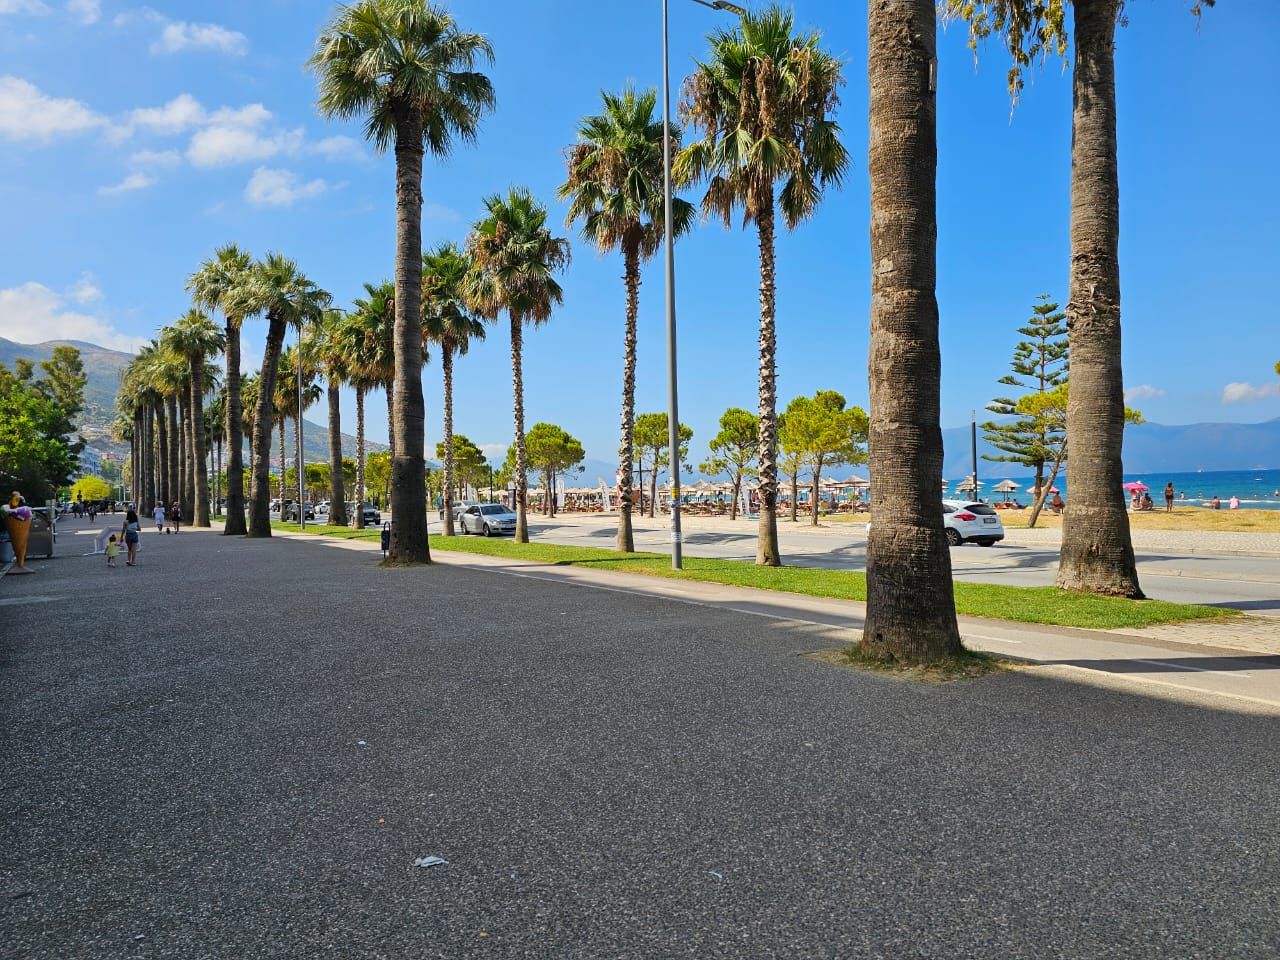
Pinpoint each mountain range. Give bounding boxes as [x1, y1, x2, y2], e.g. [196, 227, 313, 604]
[4, 336, 1277, 476]
[0, 336, 384, 464]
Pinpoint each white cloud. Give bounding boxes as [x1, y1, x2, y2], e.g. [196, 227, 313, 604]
[66, 0, 97, 24]
[98, 172, 156, 195]
[189, 123, 301, 169]
[0, 281, 145, 353]
[479, 443, 507, 460]
[244, 167, 332, 207]
[125, 93, 205, 135]
[1223, 381, 1280, 404]
[425, 203, 462, 223]
[0, 75, 105, 142]
[129, 147, 181, 168]
[68, 274, 102, 303]
[153, 19, 246, 56]
[1124, 384, 1165, 402]
[310, 135, 367, 163]
[0, 0, 51, 14]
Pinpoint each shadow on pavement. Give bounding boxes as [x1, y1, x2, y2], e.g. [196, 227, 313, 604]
[1045, 655, 1280, 674]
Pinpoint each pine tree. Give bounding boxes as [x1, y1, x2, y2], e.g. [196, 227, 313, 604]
[982, 294, 1069, 501]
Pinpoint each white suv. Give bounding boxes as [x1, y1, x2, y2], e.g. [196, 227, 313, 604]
[943, 499, 1004, 547]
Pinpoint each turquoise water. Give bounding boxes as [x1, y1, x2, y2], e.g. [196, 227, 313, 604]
[949, 468, 1280, 510]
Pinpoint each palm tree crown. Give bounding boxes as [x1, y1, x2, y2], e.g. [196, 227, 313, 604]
[422, 243, 486, 354]
[466, 188, 571, 326]
[559, 86, 695, 259]
[309, 0, 496, 155]
[675, 5, 848, 229]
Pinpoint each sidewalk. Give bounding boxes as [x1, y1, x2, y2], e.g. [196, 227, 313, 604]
[276, 526, 1280, 711]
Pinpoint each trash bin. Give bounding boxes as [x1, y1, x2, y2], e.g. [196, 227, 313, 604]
[28, 508, 55, 559]
[380, 522, 391, 556]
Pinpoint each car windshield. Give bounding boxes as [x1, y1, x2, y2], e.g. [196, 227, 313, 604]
[964, 503, 998, 516]
[480, 504, 509, 515]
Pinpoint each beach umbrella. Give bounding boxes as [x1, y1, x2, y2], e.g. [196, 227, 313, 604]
[992, 479, 1020, 502]
[1122, 481, 1149, 493]
[955, 474, 983, 494]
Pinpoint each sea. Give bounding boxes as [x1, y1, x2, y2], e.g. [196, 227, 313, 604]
[947, 468, 1280, 510]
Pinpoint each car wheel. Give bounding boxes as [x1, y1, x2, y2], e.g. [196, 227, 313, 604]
[945, 528, 963, 547]
[977, 539, 996, 547]
[483, 524, 492, 537]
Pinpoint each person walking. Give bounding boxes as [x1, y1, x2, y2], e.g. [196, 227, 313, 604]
[121, 507, 141, 566]
[170, 501, 183, 534]
[1164, 481, 1175, 512]
[153, 502, 167, 533]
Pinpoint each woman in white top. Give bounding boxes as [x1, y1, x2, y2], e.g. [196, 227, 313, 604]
[153, 503, 167, 532]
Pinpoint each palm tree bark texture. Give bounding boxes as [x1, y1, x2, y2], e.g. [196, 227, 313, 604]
[191, 352, 210, 526]
[755, 187, 780, 566]
[388, 116, 430, 564]
[223, 322, 247, 534]
[510, 313, 529, 543]
[862, 0, 962, 663]
[1057, 0, 1142, 597]
[616, 241, 640, 553]
[247, 315, 286, 538]
[327, 379, 346, 527]
[354, 386, 366, 530]
[441, 345, 456, 537]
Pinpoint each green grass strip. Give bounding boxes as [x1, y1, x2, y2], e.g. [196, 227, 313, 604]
[271, 522, 1233, 630]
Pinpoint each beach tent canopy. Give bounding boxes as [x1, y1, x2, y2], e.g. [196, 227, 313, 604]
[992, 479, 1020, 493]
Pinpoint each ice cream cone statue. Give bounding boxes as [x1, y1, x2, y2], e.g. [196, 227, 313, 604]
[3, 491, 33, 570]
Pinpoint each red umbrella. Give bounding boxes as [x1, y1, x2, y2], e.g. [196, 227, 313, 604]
[1122, 481, 1149, 493]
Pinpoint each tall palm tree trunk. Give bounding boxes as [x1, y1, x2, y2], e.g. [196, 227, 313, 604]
[279, 419, 287, 504]
[166, 395, 179, 514]
[649, 459, 657, 519]
[755, 190, 781, 566]
[247, 316, 287, 537]
[327, 379, 348, 527]
[354, 386, 366, 529]
[1056, 0, 1141, 597]
[862, 0, 961, 663]
[224, 323, 247, 535]
[811, 459, 823, 527]
[179, 392, 193, 521]
[790, 470, 799, 523]
[143, 409, 155, 512]
[191, 355, 210, 526]
[389, 119, 429, 563]
[442, 346, 456, 537]
[155, 400, 170, 512]
[616, 243, 640, 552]
[510, 311, 529, 543]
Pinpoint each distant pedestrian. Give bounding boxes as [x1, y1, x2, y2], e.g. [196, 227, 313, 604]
[1229, 495, 1240, 510]
[105, 534, 120, 568]
[121, 508, 141, 566]
[1051, 492, 1065, 515]
[153, 503, 166, 533]
[170, 502, 183, 533]
[87, 503, 96, 522]
[1164, 481, 1175, 512]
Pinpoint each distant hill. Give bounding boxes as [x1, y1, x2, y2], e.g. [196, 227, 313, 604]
[943, 417, 1280, 479]
[0, 336, 385, 466]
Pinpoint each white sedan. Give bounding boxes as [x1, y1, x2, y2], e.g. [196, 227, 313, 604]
[865, 499, 1005, 547]
[459, 503, 517, 536]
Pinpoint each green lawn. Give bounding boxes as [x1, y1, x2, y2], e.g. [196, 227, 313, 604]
[270, 522, 1233, 631]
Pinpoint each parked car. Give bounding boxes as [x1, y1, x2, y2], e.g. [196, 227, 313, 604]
[459, 502, 517, 536]
[942, 500, 1004, 546]
[865, 499, 1004, 547]
[346, 502, 381, 526]
[440, 499, 481, 522]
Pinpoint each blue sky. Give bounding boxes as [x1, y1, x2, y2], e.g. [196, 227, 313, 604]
[1, 0, 1277, 469]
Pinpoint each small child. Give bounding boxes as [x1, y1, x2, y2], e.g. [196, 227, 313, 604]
[105, 534, 120, 568]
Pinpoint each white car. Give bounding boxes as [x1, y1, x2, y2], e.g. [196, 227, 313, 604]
[458, 503, 518, 536]
[865, 499, 1004, 547]
[439, 499, 480, 523]
[942, 499, 1004, 546]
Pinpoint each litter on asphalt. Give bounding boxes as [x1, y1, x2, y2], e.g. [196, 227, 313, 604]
[414, 856, 448, 868]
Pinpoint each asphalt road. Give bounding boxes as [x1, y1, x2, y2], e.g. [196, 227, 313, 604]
[3, 529, 1278, 958]
[508, 514, 1280, 618]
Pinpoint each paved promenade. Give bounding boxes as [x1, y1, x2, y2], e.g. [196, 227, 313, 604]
[3, 529, 1278, 958]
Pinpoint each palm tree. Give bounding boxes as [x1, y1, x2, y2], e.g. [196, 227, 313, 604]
[229, 254, 331, 537]
[163, 310, 225, 526]
[352, 281, 397, 455]
[861, 0, 962, 663]
[275, 345, 322, 509]
[559, 87, 695, 552]
[311, 310, 353, 526]
[207, 386, 226, 516]
[339, 302, 385, 529]
[188, 243, 253, 535]
[466, 187, 571, 543]
[676, 5, 849, 566]
[422, 243, 486, 537]
[310, 0, 496, 564]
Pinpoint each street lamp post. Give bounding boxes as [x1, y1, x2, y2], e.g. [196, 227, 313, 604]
[662, 0, 744, 570]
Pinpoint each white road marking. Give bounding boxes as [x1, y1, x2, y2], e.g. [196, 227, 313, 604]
[1130, 658, 1250, 679]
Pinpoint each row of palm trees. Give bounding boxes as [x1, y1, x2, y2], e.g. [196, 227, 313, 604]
[118, 0, 1159, 666]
